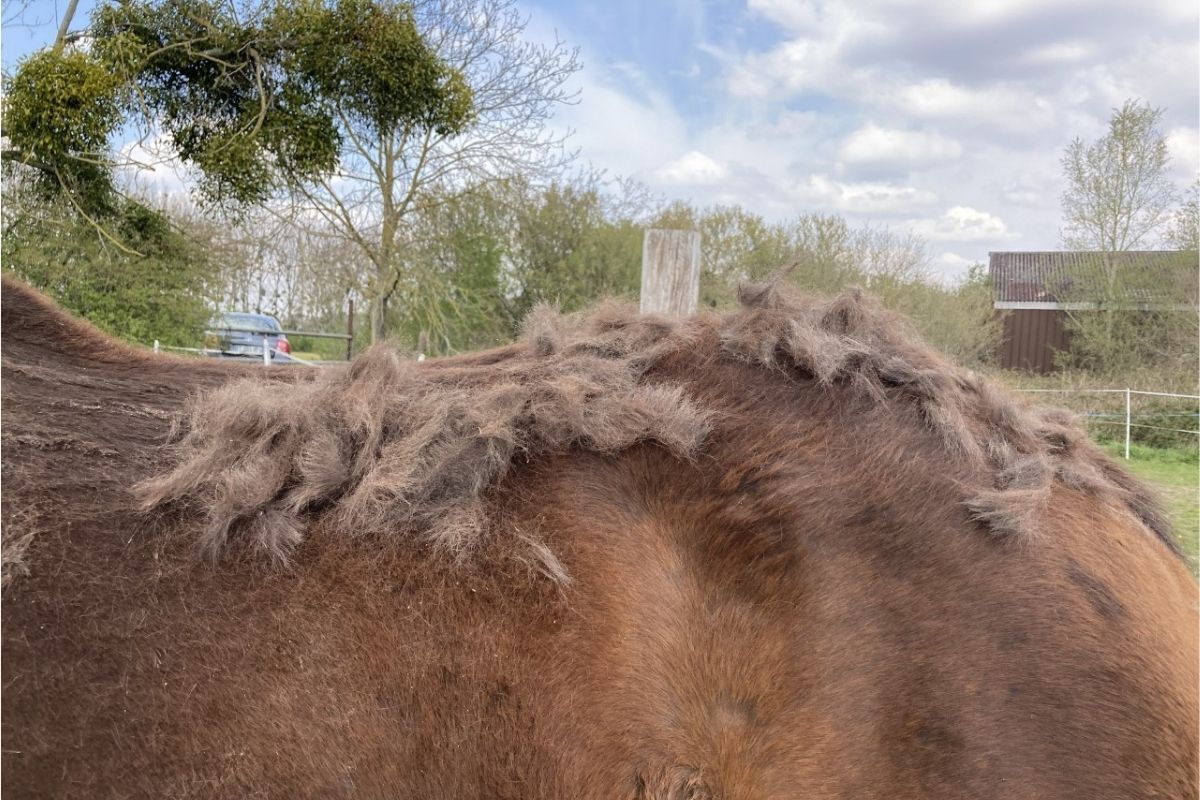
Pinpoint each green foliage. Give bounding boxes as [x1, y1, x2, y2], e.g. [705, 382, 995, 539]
[507, 181, 642, 319]
[1105, 442, 1199, 466]
[391, 187, 514, 353]
[7, 0, 471, 207]
[1060, 99, 1175, 251]
[1060, 306, 1199, 378]
[1165, 181, 1199, 251]
[1054, 100, 1197, 380]
[367, 178, 644, 355]
[314, 182, 1002, 363]
[873, 265, 1004, 369]
[274, 0, 473, 137]
[2, 48, 123, 211]
[2, 193, 217, 346]
[1053, 251, 1199, 379]
[650, 202, 795, 307]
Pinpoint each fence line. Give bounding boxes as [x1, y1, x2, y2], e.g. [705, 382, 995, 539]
[1017, 388, 1127, 394]
[1017, 388, 1200, 400]
[152, 339, 345, 366]
[1016, 387, 1200, 459]
[1086, 420, 1200, 436]
[1126, 390, 1200, 400]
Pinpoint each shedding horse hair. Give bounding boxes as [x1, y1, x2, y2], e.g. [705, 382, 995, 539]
[4, 274, 1195, 799]
[134, 281, 1180, 577]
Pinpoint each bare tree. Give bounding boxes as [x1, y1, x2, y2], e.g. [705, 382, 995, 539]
[2, 0, 49, 30]
[289, 0, 580, 342]
[1060, 99, 1176, 251]
[162, 193, 370, 329]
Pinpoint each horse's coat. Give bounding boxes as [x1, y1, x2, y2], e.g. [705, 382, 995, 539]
[2, 275, 1196, 799]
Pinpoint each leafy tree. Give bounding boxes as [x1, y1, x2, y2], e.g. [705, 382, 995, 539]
[389, 183, 514, 353]
[2, 185, 217, 345]
[283, 0, 580, 341]
[506, 176, 643, 319]
[875, 264, 1003, 369]
[3, 0, 470, 208]
[1060, 99, 1176, 251]
[1057, 100, 1195, 377]
[2, 48, 123, 214]
[4, 0, 545, 344]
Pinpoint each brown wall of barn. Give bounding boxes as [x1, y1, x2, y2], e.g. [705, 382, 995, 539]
[998, 309, 1071, 373]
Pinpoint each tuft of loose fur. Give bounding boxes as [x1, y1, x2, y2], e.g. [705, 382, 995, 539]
[135, 304, 711, 571]
[135, 281, 1181, 572]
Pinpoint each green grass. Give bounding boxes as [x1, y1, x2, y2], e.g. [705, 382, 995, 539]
[1102, 443, 1199, 572]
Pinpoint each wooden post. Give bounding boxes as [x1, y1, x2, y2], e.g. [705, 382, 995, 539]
[346, 297, 355, 361]
[641, 229, 701, 315]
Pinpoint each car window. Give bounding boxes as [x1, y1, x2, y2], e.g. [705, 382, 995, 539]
[215, 313, 280, 331]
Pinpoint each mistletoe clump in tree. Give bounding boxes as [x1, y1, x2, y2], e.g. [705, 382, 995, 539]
[4, 0, 474, 208]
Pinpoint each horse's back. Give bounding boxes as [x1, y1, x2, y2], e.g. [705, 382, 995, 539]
[2, 277, 1195, 798]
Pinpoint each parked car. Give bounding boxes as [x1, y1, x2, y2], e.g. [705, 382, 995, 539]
[205, 312, 293, 360]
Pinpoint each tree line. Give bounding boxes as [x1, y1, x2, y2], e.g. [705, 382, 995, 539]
[154, 174, 1002, 365]
[1, 0, 1194, 380]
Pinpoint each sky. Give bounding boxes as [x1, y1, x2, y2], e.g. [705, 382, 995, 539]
[4, 0, 1198, 281]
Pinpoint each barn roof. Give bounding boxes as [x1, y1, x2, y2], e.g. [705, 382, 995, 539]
[989, 251, 1198, 308]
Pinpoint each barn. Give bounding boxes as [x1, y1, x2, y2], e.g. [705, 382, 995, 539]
[989, 250, 1199, 373]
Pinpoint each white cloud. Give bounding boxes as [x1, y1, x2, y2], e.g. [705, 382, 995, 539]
[801, 175, 939, 214]
[726, 38, 843, 98]
[1021, 40, 1096, 68]
[525, 0, 1196, 274]
[910, 206, 1010, 241]
[930, 251, 978, 281]
[891, 79, 1057, 139]
[839, 124, 962, 167]
[999, 169, 1056, 206]
[934, 251, 975, 268]
[1166, 127, 1200, 183]
[655, 151, 730, 185]
[552, 71, 689, 181]
[746, 0, 823, 32]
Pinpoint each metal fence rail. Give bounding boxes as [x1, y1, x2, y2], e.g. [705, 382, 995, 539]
[152, 339, 347, 366]
[1017, 387, 1200, 459]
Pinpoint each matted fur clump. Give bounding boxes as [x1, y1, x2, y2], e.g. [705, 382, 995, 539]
[135, 303, 711, 566]
[137, 283, 1178, 568]
[718, 283, 1175, 549]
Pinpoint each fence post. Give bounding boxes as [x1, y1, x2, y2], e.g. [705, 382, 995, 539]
[641, 229, 701, 315]
[1124, 387, 1131, 460]
[263, 338, 271, 366]
[346, 297, 355, 361]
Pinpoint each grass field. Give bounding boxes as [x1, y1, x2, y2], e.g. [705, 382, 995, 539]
[1103, 443, 1199, 573]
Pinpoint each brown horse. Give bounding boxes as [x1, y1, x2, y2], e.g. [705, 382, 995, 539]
[2, 275, 1195, 799]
